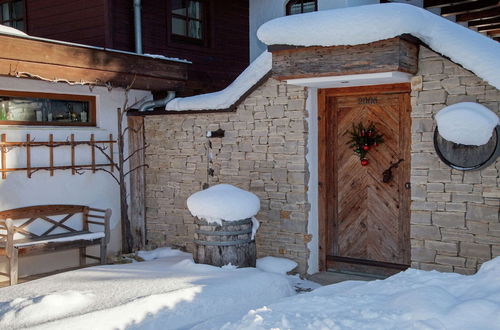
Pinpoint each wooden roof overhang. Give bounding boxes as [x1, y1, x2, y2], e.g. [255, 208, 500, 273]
[0, 33, 188, 92]
[267, 36, 419, 81]
[422, 0, 500, 42]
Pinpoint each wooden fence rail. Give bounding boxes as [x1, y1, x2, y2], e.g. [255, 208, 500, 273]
[0, 133, 115, 179]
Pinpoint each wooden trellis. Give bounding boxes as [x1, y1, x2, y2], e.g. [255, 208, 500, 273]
[0, 133, 115, 179]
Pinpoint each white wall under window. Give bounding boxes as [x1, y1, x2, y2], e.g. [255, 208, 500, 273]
[0, 76, 151, 281]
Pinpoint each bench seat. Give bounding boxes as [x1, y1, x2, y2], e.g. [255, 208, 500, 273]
[0, 205, 111, 286]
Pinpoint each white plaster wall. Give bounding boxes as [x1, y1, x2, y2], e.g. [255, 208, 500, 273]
[0, 76, 152, 281]
[250, 0, 381, 61]
[305, 87, 319, 274]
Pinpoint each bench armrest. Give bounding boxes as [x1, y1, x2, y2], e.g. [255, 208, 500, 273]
[0, 219, 14, 258]
[86, 208, 112, 244]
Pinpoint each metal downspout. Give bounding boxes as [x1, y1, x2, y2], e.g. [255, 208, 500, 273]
[138, 91, 176, 112]
[133, 0, 142, 54]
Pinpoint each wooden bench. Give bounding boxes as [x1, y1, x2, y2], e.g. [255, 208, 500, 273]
[0, 204, 111, 286]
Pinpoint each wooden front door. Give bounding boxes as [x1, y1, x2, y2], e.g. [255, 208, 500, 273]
[319, 84, 411, 270]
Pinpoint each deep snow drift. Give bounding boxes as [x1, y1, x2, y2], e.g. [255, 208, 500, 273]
[219, 257, 500, 330]
[1, 251, 500, 329]
[257, 3, 500, 90]
[0, 249, 296, 330]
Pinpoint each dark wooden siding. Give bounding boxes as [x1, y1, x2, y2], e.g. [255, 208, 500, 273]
[22, 0, 249, 95]
[26, 0, 107, 47]
[111, 0, 249, 95]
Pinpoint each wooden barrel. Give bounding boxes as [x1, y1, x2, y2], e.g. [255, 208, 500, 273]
[193, 218, 256, 267]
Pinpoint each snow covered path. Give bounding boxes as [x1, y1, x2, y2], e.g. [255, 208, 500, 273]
[2, 251, 499, 330]
[218, 258, 500, 330]
[0, 249, 297, 329]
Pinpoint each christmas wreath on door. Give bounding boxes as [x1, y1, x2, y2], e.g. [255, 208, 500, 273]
[346, 123, 384, 166]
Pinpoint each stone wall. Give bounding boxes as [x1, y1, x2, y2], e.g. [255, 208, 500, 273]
[144, 78, 311, 273]
[410, 46, 500, 274]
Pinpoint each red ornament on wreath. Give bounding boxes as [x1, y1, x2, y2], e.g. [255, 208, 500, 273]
[346, 122, 384, 166]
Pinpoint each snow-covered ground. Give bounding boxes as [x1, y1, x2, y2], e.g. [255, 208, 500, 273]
[1, 250, 499, 329]
[0, 249, 313, 330]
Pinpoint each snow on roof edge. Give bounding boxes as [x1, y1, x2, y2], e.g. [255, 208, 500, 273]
[0, 24, 191, 64]
[165, 51, 272, 111]
[257, 3, 500, 90]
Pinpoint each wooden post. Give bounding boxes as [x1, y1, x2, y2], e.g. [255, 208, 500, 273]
[26, 134, 31, 178]
[127, 116, 146, 250]
[109, 133, 114, 171]
[1, 134, 6, 179]
[49, 134, 54, 176]
[71, 134, 75, 175]
[90, 134, 95, 173]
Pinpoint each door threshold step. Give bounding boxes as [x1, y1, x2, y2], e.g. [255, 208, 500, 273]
[308, 269, 389, 286]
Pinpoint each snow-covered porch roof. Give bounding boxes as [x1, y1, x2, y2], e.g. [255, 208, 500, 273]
[164, 3, 499, 113]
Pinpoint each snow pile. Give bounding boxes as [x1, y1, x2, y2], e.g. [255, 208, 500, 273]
[257, 3, 500, 89]
[136, 247, 185, 261]
[435, 102, 499, 145]
[166, 51, 272, 111]
[221, 257, 500, 329]
[256, 256, 298, 275]
[187, 184, 260, 225]
[0, 24, 27, 37]
[0, 248, 295, 329]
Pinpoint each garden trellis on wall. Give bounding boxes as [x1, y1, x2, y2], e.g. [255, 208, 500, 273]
[0, 133, 116, 179]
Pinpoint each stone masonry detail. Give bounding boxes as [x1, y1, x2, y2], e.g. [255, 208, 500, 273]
[410, 46, 500, 274]
[144, 78, 311, 273]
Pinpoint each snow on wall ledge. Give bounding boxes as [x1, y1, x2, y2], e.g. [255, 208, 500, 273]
[257, 3, 500, 90]
[165, 51, 272, 111]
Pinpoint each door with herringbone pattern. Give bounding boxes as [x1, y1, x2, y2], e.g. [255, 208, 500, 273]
[321, 85, 411, 268]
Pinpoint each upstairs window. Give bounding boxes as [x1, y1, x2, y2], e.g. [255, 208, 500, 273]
[286, 0, 317, 15]
[171, 0, 205, 43]
[0, 0, 25, 31]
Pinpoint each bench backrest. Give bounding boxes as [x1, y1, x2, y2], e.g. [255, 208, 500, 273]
[0, 205, 110, 242]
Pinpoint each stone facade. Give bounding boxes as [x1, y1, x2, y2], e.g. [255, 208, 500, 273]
[410, 46, 500, 274]
[143, 44, 499, 276]
[144, 78, 311, 273]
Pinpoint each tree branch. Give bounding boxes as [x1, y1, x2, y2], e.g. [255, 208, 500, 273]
[124, 143, 149, 163]
[75, 167, 120, 184]
[14, 71, 101, 86]
[124, 164, 149, 177]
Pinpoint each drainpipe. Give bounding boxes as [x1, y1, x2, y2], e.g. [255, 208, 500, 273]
[133, 0, 142, 54]
[138, 91, 176, 112]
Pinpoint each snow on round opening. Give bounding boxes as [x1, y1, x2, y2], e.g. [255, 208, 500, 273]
[435, 102, 499, 146]
[187, 184, 260, 225]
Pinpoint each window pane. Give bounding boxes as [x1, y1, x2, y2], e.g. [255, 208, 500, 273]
[289, 3, 302, 15]
[188, 19, 202, 39]
[0, 96, 91, 124]
[13, 0, 24, 19]
[303, 1, 316, 13]
[14, 20, 24, 31]
[172, 17, 187, 36]
[188, 1, 201, 19]
[171, 0, 186, 16]
[1, 3, 10, 21]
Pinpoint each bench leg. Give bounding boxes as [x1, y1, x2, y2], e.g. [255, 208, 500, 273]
[9, 247, 18, 286]
[100, 241, 107, 265]
[79, 247, 86, 267]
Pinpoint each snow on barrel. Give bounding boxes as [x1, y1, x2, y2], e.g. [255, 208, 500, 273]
[187, 184, 260, 267]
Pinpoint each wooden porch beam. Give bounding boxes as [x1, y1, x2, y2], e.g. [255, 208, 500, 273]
[487, 28, 500, 36]
[477, 23, 500, 31]
[440, 1, 499, 17]
[424, 0, 471, 9]
[456, 6, 500, 21]
[468, 15, 500, 26]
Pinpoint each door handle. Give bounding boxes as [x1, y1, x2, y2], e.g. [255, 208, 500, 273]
[382, 159, 404, 183]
